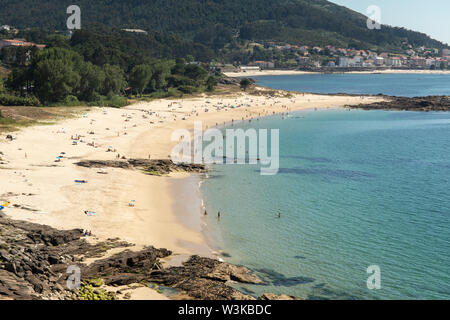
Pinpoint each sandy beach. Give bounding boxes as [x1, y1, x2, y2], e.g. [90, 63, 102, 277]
[225, 69, 450, 77]
[0, 88, 383, 298]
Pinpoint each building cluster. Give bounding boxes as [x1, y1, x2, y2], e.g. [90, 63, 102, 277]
[335, 48, 448, 69]
[0, 24, 18, 34]
[239, 42, 450, 71]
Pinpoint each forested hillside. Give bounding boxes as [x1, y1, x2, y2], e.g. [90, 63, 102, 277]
[0, 28, 220, 106]
[0, 0, 447, 50]
[0, 0, 448, 106]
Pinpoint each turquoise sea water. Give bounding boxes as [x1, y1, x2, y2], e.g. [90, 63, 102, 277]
[200, 75, 450, 300]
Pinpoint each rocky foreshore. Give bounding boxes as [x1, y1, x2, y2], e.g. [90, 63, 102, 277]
[75, 159, 206, 176]
[349, 95, 450, 111]
[0, 214, 299, 300]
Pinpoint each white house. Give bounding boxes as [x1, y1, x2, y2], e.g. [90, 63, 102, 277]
[239, 66, 261, 72]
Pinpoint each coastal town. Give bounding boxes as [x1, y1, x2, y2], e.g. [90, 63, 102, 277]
[216, 41, 450, 72]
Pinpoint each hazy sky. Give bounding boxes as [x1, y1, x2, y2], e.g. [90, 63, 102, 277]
[329, 0, 449, 45]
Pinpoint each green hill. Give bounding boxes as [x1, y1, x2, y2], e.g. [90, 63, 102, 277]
[0, 0, 447, 51]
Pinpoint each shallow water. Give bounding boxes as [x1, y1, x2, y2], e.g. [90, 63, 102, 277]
[201, 109, 450, 299]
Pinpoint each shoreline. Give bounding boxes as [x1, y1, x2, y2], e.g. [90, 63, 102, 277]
[224, 69, 450, 77]
[0, 88, 384, 299]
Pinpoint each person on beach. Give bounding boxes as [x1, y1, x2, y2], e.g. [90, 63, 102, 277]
[218, 211, 221, 220]
[204, 210, 208, 216]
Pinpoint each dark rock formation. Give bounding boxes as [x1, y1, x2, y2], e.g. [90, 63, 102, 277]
[75, 159, 206, 175]
[79, 247, 172, 287]
[0, 216, 288, 300]
[148, 255, 264, 300]
[0, 216, 131, 299]
[350, 95, 450, 111]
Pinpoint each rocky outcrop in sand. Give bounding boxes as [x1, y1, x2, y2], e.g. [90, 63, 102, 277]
[148, 255, 264, 300]
[0, 214, 130, 299]
[75, 159, 206, 175]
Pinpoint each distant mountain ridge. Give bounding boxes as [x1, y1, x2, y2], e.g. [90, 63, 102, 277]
[0, 0, 447, 51]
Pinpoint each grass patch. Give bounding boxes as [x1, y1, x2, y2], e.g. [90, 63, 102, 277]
[45, 95, 129, 108]
[0, 106, 90, 133]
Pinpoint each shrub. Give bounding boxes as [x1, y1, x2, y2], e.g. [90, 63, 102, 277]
[167, 88, 183, 97]
[61, 95, 80, 106]
[0, 94, 40, 106]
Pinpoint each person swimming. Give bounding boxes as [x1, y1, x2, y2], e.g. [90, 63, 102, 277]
[218, 211, 221, 220]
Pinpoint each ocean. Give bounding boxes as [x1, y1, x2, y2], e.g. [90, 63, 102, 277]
[251, 73, 450, 97]
[200, 74, 450, 300]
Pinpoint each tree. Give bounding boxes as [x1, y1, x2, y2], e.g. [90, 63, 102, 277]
[184, 64, 208, 82]
[129, 64, 153, 95]
[101, 64, 126, 95]
[172, 58, 186, 75]
[34, 47, 84, 68]
[33, 59, 80, 103]
[77, 62, 105, 101]
[0, 78, 5, 94]
[5, 68, 30, 95]
[0, 47, 18, 64]
[206, 75, 218, 92]
[30, 48, 83, 102]
[240, 78, 251, 91]
[185, 55, 195, 63]
[15, 47, 29, 66]
[149, 60, 173, 91]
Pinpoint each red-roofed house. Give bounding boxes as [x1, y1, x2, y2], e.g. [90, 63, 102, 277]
[0, 39, 46, 52]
